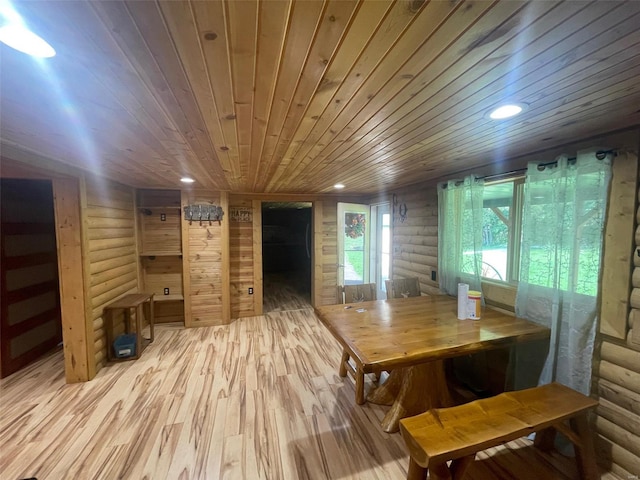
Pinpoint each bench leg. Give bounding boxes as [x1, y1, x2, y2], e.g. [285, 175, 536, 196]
[355, 366, 366, 405]
[533, 426, 557, 452]
[339, 349, 349, 377]
[429, 462, 452, 480]
[406, 458, 427, 480]
[570, 415, 599, 480]
[451, 455, 474, 480]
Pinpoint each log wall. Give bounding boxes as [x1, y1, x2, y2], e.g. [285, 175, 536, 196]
[593, 149, 640, 478]
[84, 178, 138, 373]
[390, 184, 441, 296]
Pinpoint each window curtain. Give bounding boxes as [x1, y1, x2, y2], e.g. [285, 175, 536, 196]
[513, 150, 612, 394]
[437, 175, 484, 295]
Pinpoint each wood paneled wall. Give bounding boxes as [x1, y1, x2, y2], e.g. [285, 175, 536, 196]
[183, 191, 229, 327]
[390, 185, 441, 296]
[593, 149, 640, 478]
[229, 198, 255, 318]
[313, 200, 339, 306]
[84, 178, 138, 373]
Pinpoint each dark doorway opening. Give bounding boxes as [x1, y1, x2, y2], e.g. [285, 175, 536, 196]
[1, 178, 63, 378]
[262, 202, 312, 312]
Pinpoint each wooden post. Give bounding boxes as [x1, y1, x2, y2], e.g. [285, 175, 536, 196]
[221, 191, 230, 323]
[252, 200, 263, 316]
[52, 177, 91, 382]
[312, 201, 323, 307]
[181, 190, 191, 326]
[600, 151, 638, 338]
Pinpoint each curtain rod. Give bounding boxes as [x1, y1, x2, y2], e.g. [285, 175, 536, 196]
[478, 149, 617, 183]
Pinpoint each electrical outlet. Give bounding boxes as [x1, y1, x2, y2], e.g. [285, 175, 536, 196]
[164, 288, 169, 295]
[431, 270, 437, 281]
[248, 287, 253, 295]
[160, 213, 166, 221]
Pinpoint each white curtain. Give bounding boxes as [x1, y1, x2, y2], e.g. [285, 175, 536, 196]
[437, 176, 484, 296]
[514, 150, 612, 394]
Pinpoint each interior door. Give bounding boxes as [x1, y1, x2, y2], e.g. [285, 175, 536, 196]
[337, 203, 370, 286]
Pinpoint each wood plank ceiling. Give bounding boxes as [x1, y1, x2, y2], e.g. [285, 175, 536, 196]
[1, 0, 639, 194]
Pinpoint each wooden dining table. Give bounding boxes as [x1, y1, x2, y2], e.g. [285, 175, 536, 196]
[315, 295, 550, 433]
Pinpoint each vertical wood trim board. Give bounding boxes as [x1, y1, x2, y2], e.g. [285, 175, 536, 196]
[221, 191, 230, 324]
[181, 190, 192, 327]
[312, 200, 323, 307]
[78, 176, 96, 380]
[52, 177, 90, 383]
[600, 151, 638, 339]
[252, 199, 263, 316]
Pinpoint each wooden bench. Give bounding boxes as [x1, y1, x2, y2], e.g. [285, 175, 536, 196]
[399, 382, 599, 480]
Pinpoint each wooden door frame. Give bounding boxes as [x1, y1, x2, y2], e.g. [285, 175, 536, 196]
[2, 157, 91, 382]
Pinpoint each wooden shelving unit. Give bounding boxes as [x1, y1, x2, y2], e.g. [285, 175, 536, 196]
[137, 189, 184, 324]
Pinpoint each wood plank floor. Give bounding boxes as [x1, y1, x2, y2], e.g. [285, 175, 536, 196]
[263, 271, 311, 313]
[0, 308, 616, 480]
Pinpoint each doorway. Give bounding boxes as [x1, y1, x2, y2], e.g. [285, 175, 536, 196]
[337, 201, 391, 300]
[262, 202, 312, 312]
[1, 178, 63, 378]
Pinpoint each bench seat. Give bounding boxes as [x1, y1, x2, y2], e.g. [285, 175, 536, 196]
[399, 382, 599, 480]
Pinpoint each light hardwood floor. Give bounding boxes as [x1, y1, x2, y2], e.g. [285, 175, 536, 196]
[0, 307, 612, 480]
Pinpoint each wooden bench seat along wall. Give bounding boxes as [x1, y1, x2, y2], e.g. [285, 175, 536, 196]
[336, 283, 377, 405]
[399, 382, 599, 480]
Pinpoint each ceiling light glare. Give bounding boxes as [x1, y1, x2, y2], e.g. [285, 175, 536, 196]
[180, 177, 195, 184]
[486, 103, 528, 120]
[0, 24, 56, 58]
[334, 183, 345, 190]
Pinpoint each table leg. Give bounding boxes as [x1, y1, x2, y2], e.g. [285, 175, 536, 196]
[379, 361, 452, 433]
[367, 369, 404, 406]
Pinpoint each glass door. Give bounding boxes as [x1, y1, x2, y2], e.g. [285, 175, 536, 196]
[337, 203, 369, 286]
[371, 203, 391, 299]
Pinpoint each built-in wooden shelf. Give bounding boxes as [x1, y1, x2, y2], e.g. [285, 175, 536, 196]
[155, 294, 184, 302]
[138, 205, 181, 210]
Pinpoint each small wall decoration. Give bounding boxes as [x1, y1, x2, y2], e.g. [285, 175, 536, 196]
[230, 206, 253, 223]
[183, 204, 224, 225]
[345, 213, 366, 238]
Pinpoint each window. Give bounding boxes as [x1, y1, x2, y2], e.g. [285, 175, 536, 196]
[460, 178, 523, 284]
[479, 179, 522, 283]
[474, 169, 607, 297]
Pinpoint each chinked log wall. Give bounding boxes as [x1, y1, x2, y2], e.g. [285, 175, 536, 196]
[84, 178, 138, 373]
[390, 185, 441, 296]
[594, 150, 640, 478]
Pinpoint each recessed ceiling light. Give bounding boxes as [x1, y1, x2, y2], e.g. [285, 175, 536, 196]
[180, 177, 195, 184]
[0, 24, 56, 58]
[334, 183, 345, 190]
[486, 102, 529, 120]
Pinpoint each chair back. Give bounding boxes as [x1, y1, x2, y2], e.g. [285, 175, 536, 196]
[337, 283, 377, 304]
[385, 277, 421, 299]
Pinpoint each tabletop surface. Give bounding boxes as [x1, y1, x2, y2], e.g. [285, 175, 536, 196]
[315, 295, 550, 371]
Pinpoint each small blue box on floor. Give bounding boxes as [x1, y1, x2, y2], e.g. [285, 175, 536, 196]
[113, 334, 137, 358]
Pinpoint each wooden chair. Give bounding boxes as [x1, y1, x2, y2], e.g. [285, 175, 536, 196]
[399, 382, 599, 480]
[385, 277, 421, 299]
[336, 283, 377, 404]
